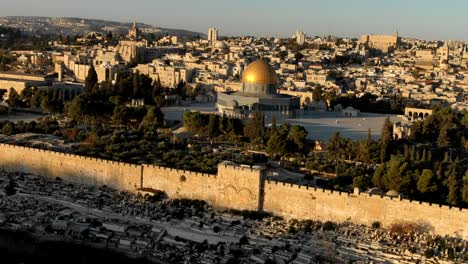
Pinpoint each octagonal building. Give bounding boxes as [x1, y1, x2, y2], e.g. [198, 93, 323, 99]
[217, 59, 300, 118]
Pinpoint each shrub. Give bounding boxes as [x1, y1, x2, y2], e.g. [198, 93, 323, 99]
[424, 248, 434, 258]
[371, 221, 381, 229]
[63, 128, 79, 141]
[1, 122, 14, 135]
[146, 190, 167, 203]
[389, 221, 432, 234]
[322, 221, 337, 231]
[288, 226, 297, 234]
[227, 209, 272, 220]
[447, 247, 455, 260]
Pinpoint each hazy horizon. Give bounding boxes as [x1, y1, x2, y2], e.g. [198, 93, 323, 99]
[1, 0, 467, 41]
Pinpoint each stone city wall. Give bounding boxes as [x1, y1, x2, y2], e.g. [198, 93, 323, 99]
[142, 163, 263, 211]
[0, 143, 466, 239]
[0, 144, 263, 211]
[0, 144, 141, 191]
[263, 180, 468, 239]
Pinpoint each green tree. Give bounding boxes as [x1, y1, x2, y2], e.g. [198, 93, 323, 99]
[380, 117, 393, 162]
[383, 155, 411, 192]
[445, 162, 461, 206]
[133, 70, 142, 98]
[287, 125, 308, 151]
[266, 124, 289, 156]
[20, 86, 33, 107]
[462, 170, 468, 204]
[353, 175, 371, 190]
[438, 125, 450, 147]
[207, 114, 220, 138]
[0, 88, 6, 103]
[417, 169, 437, 193]
[84, 65, 98, 94]
[183, 111, 206, 134]
[68, 96, 87, 123]
[6, 88, 21, 108]
[152, 76, 162, 98]
[139, 106, 164, 133]
[327, 132, 352, 160]
[244, 111, 265, 145]
[154, 95, 166, 107]
[39, 90, 64, 115]
[357, 129, 372, 163]
[312, 86, 322, 102]
[1, 122, 15, 135]
[372, 164, 386, 189]
[112, 105, 132, 127]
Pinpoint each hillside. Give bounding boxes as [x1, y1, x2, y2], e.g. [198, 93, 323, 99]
[0, 16, 204, 37]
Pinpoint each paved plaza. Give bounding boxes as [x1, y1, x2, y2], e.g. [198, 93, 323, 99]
[162, 104, 402, 141]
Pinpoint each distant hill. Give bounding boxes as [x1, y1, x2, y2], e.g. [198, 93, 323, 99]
[0, 16, 204, 38]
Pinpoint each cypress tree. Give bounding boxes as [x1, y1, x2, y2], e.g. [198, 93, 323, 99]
[380, 117, 393, 163]
[84, 64, 98, 94]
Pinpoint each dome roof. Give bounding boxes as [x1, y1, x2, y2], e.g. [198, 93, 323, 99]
[241, 59, 278, 85]
[386, 190, 400, 197]
[367, 187, 383, 195]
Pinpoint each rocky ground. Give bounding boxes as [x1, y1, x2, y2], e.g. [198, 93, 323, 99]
[0, 170, 466, 263]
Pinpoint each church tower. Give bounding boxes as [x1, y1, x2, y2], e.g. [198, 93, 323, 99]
[128, 21, 139, 39]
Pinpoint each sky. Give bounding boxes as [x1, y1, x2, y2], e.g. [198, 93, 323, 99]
[1, 0, 467, 40]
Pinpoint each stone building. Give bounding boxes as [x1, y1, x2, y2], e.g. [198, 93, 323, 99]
[305, 70, 329, 85]
[135, 63, 193, 88]
[342, 106, 360, 117]
[404, 107, 433, 122]
[393, 122, 411, 140]
[54, 50, 125, 83]
[208, 28, 218, 42]
[216, 59, 300, 118]
[359, 32, 399, 53]
[117, 40, 181, 64]
[0, 72, 53, 97]
[295, 30, 306, 45]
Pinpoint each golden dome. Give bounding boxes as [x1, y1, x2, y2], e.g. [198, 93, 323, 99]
[241, 59, 278, 85]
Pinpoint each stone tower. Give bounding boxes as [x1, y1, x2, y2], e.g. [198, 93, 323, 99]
[216, 162, 266, 211]
[55, 62, 64, 82]
[208, 28, 218, 42]
[128, 21, 139, 39]
[439, 42, 449, 65]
